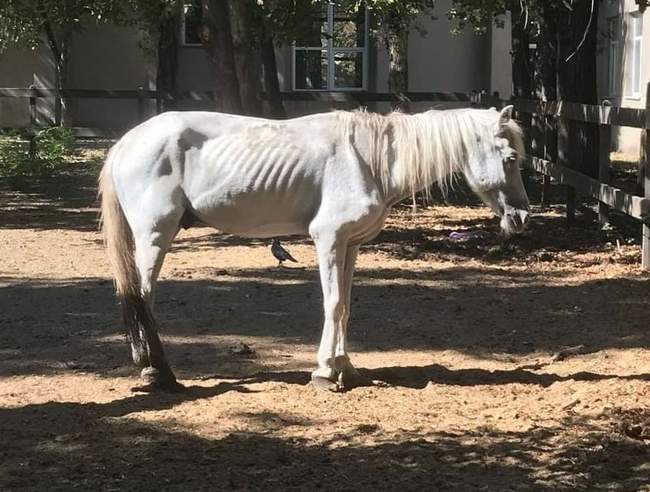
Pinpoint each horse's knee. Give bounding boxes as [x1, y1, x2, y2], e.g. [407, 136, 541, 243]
[325, 298, 345, 323]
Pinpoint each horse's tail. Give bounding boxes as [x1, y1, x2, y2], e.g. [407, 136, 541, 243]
[99, 152, 157, 369]
[99, 150, 140, 299]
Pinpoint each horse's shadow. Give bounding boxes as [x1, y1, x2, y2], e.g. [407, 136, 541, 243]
[222, 363, 650, 392]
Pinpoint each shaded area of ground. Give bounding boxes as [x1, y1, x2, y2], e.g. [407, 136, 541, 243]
[2, 395, 649, 491]
[2, 166, 650, 491]
[1, 268, 649, 380]
[0, 165, 101, 231]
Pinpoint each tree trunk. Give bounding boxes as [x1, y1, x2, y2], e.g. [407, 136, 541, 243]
[229, 0, 262, 116]
[200, 0, 242, 113]
[537, 3, 558, 102]
[386, 26, 409, 112]
[510, 4, 535, 161]
[44, 21, 71, 126]
[261, 27, 286, 118]
[510, 7, 532, 101]
[156, 13, 179, 113]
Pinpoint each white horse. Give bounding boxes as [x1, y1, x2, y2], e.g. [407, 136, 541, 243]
[99, 105, 529, 391]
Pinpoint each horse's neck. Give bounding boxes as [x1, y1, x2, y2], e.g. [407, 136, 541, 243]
[388, 119, 458, 202]
[350, 110, 467, 204]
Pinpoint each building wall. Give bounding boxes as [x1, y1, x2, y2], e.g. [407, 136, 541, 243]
[490, 12, 513, 101]
[282, 0, 497, 116]
[176, 44, 220, 111]
[1, 5, 503, 128]
[0, 44, 54, 127]
[0, 24, 154, 129]
[598, 0, 647, 154]
[67, 24, 155, 128]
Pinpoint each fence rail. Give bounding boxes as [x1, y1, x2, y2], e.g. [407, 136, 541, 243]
[1, 86, 650, 269]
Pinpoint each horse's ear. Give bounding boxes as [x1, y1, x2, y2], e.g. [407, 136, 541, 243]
[498, 105, 514, 127]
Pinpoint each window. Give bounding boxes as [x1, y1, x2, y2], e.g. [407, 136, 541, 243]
[627, 13, 643, 97]
[608, 17, 620, 96]
[181, 0, 203, 46]
[293, 2, 368, 91]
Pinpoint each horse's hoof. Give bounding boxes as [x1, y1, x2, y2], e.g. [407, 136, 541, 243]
[337, 369, 368, 391]
[133, 367, 185, 393]
[310, 375, 341, 392]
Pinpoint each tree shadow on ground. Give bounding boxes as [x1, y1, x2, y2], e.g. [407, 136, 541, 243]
[1, 394, 649, 491]
[1, 265, 649, 381]
[159, 204, 636, 268]
[1, 166, 636, 268]
[370, 205, 638, 264]
[0, 167, 101, 231]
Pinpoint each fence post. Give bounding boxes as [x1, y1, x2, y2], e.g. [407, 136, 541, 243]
[540, 109, 555, 210]
[28, 85, 37, 127]
[137, 86, 146, 122]
[156, 90, 164, 115]
[28, 85, 37, 158]
[642, 84, 650, 270]
[558, 110, 575, 223]
[598, 104, 611, 225]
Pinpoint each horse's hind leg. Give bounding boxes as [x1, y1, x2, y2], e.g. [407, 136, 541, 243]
[128, 215, 182, 389]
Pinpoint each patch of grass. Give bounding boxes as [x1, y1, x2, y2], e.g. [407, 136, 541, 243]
[0, 127, 75, 177]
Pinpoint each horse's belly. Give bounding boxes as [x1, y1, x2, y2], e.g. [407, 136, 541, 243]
[191, 190, 314, 238]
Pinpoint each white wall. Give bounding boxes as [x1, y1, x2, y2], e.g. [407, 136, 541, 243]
[490, 12, 513, 100]
[598, 0, 647, 154]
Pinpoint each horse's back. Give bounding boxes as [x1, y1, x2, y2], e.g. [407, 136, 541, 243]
[107, 110, 380, 238]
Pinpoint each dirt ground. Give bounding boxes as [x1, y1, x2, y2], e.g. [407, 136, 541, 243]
[1, 163, 650, 491]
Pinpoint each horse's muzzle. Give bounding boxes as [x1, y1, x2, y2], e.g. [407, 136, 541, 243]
[501, 209, 529, 236]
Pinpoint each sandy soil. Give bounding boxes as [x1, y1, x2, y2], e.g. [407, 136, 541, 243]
[1, 166, 650, 491]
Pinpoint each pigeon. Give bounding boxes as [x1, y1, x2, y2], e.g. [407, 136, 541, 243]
[271, 238, 298, 266]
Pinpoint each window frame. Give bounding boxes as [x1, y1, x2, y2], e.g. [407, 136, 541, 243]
[180, 0, 203, 47]
[626, 12, 643, 99]
[608, 16, 620, 97]
[292, 3, 369, 92]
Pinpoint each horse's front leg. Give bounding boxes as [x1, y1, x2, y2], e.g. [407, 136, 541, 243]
[311, 234, 348, 390]
[333, 244, 363, 388]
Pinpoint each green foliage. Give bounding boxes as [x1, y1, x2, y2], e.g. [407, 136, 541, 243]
[0, 0, 130, 52]
[0, 127, 75, 176]
[127, 0, 188, 55]
[447, 0, 510, 35]
[446, 0, 573, 35]
[254, 0, 436, 44]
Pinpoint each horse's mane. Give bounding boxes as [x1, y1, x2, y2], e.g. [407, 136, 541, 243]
[336, 108, 524, 198]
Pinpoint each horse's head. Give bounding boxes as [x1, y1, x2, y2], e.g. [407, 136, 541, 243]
[463, 105, 530, 236]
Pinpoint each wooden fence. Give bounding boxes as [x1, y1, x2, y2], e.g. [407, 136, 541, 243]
[489, 91, 650, 271]
[2, 86, 650, 270]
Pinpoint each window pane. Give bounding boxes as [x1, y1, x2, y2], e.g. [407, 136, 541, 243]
[334, 51, 363, 88]
[184, 0, 202, 45]
[332, 6, 366, 47]
[295, 50, 328, 89]
[295, 3, 328, 47]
